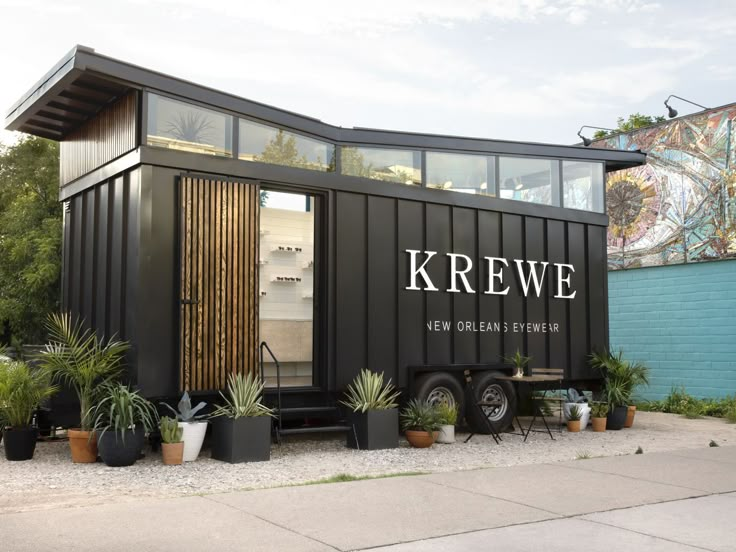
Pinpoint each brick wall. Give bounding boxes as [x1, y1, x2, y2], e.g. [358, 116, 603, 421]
[608, 260, 736, 400]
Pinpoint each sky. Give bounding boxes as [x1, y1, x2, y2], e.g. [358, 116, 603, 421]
[1, 0, 735, 146]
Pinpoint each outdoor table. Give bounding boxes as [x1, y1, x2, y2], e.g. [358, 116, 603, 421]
[493, 374, 563, 442]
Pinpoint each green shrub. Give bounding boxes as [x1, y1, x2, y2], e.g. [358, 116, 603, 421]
[635, 387, 736, 421]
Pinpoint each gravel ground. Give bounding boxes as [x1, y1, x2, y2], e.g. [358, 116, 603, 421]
[1, 412, 733, 514]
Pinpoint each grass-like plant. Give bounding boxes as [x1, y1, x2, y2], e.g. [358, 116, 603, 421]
[400, 399, 442, 435]
[341, 369, 400, 413]
[0, 359, 58, 428]
[567, 404, 582, 421]
[436, 401, 458, 426]
[503, 349, 531, 377]
[89, 383, 158, 439]
[40, 313, 129, 431]
[159, 416, 183, 444]
[211, 372, 273, 419]
[590, 402, 609, 418]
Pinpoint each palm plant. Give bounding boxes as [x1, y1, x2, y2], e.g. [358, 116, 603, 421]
[0, 359, 58, 428]
[89, 383, 158, 439]
[211, 372, 273, 418]
[40, 313, 129, 430]
[590, 349, 649, 406]
[341, 369, 401, 413]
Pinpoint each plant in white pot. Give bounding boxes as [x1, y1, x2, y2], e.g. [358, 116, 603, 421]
[341, 369, 400, 450]
[435, 401, 458, 444]
[161, 392, 207, 462]
[210, 372, 273, 463]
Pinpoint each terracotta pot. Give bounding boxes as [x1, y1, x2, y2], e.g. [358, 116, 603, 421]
[567, 420, 581, 433]
[591, 417, 607, 432]
[68, 429, 98, 463]
[161, 442, 184, 465]
[624, 405, 636, 428]
[405, 430, 438, 448]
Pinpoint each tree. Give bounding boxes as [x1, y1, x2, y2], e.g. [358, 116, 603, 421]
[593, 113, 667, 139]
[0, 136, 62, 345]
[256, 130, 310, 169]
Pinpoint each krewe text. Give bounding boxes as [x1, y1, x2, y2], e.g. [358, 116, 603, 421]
[405, 250, 576, 299]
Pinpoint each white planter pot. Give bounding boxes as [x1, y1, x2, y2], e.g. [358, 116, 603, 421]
[179, 421, 207, 462]
[436, 425, 455, 444]
[563, 403, 591, 428]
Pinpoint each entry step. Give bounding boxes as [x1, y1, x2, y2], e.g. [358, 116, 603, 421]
[278, 406, 340, 416]
[278, 425, 351, 436]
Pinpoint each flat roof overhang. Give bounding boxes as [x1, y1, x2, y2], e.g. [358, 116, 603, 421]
[5, 45, 646, 172]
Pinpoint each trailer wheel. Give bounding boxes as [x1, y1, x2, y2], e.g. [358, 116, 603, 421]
[467, 371, 516, 433]
[414, 372, 465, 421]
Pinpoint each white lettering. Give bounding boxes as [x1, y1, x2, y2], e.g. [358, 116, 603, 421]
[447, 254, 475, 293]
[514, 259, 548, 298]
[484, 257, 510, 295]
[406, 250, 439, 291]
[554, 263, 577, 299]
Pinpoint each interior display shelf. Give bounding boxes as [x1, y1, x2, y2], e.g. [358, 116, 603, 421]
[303, 293, 313, 300]
[271, 245, 303, 253]
[270, 276, 303, 283]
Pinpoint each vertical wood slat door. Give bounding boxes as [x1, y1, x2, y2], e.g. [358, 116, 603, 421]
[180, 176, 259, 392]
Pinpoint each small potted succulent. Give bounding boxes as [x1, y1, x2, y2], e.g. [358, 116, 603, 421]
[400, 399, 441, 448]
[503, 349, 531, 378]
[161, 392, 208, 462]
[90, 383, 158, 467]
[590, 402, 608, 432]
[210, 372, 273, 463]
[159, 416, 184, 465]
[341, 369, 400, 450]
[435, 401, 458, 444]
[0, 359, 58, 461]
[566, 404, 582, 433]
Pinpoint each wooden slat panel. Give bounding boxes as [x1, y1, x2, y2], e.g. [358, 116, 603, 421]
[180, 176, 259, 391]
[60, 91, 137, 185]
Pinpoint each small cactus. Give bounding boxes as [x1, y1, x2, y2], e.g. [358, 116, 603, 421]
[635, 446, 643, 454]
[160, 416, 183, 444]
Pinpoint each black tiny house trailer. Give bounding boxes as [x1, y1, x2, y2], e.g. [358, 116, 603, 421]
[5, 46, 645, 430]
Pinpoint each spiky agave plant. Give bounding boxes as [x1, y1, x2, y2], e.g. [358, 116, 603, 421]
[340, 369, 401, 413]
[211, 372, 273, 419]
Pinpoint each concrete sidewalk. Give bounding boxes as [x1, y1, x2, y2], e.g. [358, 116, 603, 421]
[3, 446, 735, 552]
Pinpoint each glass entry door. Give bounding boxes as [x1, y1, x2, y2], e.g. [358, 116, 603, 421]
[259, 190, 316, 387]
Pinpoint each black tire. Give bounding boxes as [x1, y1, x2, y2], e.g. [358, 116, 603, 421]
[414, 372, 465, 422]
[466, 371, 516, 433]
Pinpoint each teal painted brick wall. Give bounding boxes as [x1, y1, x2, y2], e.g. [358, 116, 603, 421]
[608, 260, 736, 401]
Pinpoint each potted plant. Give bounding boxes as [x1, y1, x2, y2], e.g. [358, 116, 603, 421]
[340, 368, 400, 450]
[435, 401, 458, 444]
[89, 383, 158, 467]
[161, 392, 208, 462]
[566, 404, 582, 432]
[591, 350, 648, 430]
[210, 372, 274, 463]
[400, 399, 441, 448]
[159, 416, 184, 465]
[590, 402, 608, 432]
[40, 313, 128, 463]
[503, 349, 531, 378]
[0, 359, 58, 461]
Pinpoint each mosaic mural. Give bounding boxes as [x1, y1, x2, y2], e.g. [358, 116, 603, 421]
[595, 105, 736, 269]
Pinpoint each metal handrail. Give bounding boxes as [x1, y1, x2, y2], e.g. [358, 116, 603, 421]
[259, 341, 282, 439]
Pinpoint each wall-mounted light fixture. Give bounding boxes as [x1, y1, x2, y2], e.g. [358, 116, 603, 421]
[663, 95, 708, 119]
[577, 125, 616, 147]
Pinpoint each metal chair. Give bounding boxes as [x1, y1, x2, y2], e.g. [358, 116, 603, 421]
[529, 367, 565, 433]
[463, 370, 502, 444]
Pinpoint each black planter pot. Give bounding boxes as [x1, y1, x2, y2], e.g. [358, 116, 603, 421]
[98, 429, 140, 467]
[606, 405, 628, 430]
[347, 409, 399, 450]
[3, 427, 38, 461]
[211, 416, 271, 463]
[133, 424, 146, 458]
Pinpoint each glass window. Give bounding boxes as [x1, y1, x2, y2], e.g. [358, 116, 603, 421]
[341, 147, 421, 185]
[563, 161, 605, 212]
[499, 157, 559, 206]
[426, 152, 493, 195]
[147, 93, 232, 156]
[239, 119, 335, 172]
